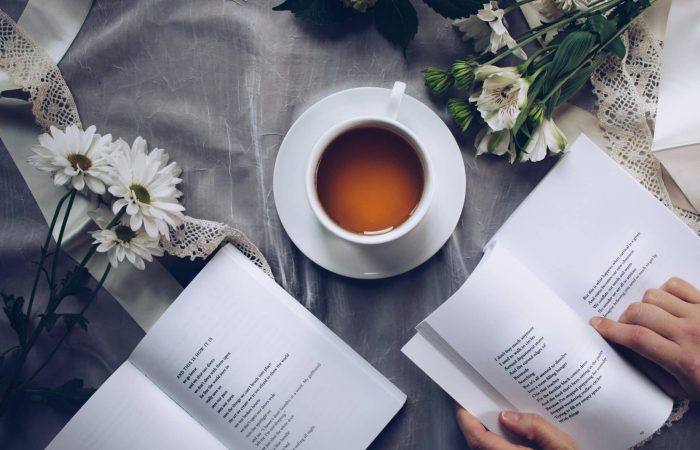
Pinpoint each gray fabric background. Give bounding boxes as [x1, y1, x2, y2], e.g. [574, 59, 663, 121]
[1, 0, 698, 448]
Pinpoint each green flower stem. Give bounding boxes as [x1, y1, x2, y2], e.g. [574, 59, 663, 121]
[518, 45, 557, 73]
[37, 206, 125, 338]
[49, 190, 77, 300]
[18, 264, 112, 393]
[484, 0, 624, 66]
[24, 189, 73, 343]
[540, 6, 647, 104]
[0, 207, 126, 415]
[0, 346, 20, 358]
[0, 189, 77, 414]
[52, 206, 125, 304]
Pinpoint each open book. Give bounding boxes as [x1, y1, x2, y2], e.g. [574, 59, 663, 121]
[403, 136, 700, 450]
[49, 246, 405, 450]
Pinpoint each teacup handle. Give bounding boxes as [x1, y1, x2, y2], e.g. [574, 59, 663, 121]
[387, 81, 406, 120]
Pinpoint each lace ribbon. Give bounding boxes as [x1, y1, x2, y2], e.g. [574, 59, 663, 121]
[0, 9, 81, 130]
[591, 18, 692, 443]
[1, 5, 692, 440]
[592, 19, 700, 233]
[0, 9, 273, 277]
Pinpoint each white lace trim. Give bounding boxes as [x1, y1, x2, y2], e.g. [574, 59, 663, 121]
[1, 7, 693, 439]
[591, 19, 694, 444]
[592, 19, 700, 234]
[0, 9, 81, 129]
[0, 10, 273, 277]
[163, 216, 273, 277]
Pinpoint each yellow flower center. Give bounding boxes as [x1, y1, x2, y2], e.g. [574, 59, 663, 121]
[67, 153, 92, 171]
[129, 184, 151, 204]
[115, 225, 137, 243]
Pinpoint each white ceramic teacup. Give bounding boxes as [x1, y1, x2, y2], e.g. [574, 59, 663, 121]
[305, 81, 434, 245]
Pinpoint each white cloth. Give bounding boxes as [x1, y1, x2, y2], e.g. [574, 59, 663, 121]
[652, 0, 700, 212]
[0, 0, 183, 330]
[0, 0, 91, 90]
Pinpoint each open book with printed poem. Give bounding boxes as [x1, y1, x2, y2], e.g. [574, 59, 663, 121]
[48, 245, 405, 450]
[403, 136, 700, 450]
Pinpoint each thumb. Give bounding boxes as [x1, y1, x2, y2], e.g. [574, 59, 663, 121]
[499, 411, 578, 450]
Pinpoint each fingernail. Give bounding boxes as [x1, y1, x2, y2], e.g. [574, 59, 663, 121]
[501, 411, 520, 424]
[589, 316, 603, 327]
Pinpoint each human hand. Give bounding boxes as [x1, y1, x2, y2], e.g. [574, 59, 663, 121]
[456, 406, 577, 450]
[590, 277, 700, 400]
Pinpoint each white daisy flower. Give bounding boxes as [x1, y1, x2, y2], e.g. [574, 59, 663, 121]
[470, 65, 530, 131]
[454, 2, 527, 60]
[89, 209, 163, 270]
[28, 125, 114, 194]
[521, 111, 568, 162]
[108, 137, 185, 240]
[475, 127, 516, 163]
[342, 0, 376, 13]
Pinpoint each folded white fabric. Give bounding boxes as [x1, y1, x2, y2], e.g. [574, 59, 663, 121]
[652, 0, 700, 213]
[0, 0, 92, 91]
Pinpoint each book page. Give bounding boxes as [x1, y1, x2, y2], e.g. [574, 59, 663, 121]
[421, 244, 672, 450]
[402, 332, 517, 437]
[491, 135, 700, 321]
[47, 362, 225, 449]
[129, 245, 405, 450]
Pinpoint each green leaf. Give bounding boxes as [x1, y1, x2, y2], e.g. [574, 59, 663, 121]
[587, 14, 625, 59]
[2, 293, 27, 343]
[59, 266, 90, 298]
[606, 37, 626, 59]
[544, 90, 560, 117]
[615, 0, 651, 25]
[544, 31, 597, 92]
[62, 314, 89, 332]
[272, 0, 358, 25]
[556, 62, 597, 106]
[421, 0, 480, 19]
[513, 125, 532, 161]
[512, 102, 532, 137]
[527, 73, 546, 104]
[374, 0, 419, 52]
[39, 313, 59, 332]
[587, 14, 616, 41]
[25, 378, 96, 408]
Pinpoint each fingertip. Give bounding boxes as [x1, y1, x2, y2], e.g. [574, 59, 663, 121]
[499, 410, 520, 426]
[454, 404, 476, 425]
[589, 316, 604, 328]
[455, 406, 487, 440]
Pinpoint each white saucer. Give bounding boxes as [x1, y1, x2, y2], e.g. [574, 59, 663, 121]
[273, 86, 466, 279]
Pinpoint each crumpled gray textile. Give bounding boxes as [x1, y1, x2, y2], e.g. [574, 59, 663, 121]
[0, 0, 698, 449]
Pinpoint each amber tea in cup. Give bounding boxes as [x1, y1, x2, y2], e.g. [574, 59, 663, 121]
[315, 126, 425, 235]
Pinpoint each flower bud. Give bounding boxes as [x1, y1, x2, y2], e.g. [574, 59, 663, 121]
[423, 67, 454, 97]
[447, 98, 475, 132]
[451, 59, 476, 90]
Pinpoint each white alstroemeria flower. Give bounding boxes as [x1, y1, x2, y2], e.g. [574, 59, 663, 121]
[533, 0, 564, 22]
[342, 0, 377, 13]
[470, 65, 529, 131]
[108, 137, 185, 240]
[454, 15, 491, 51]
[28, 125, 114, 194]
[475, 128, 516, 163]
[89, 209, 163, 270]
[555, 0, 595, 12]
[521, 116, 568, 162]
[454, 2, 527, 60]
